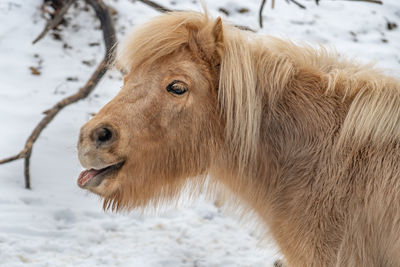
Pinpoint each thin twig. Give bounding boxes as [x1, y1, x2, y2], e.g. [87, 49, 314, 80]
[259, 0, 267, 28]
[32, 0, 74, 44]
[288, 0, 306, 9]
[137, 0, 171, 12]
[0, 152, 25, 164]
[340, 0, 382, 4]
[135, 0, 256, 32]
[0, 0, 116, 189]
[235, 25, 256, 32]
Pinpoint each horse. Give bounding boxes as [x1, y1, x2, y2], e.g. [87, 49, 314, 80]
[77, 11, 400, 266]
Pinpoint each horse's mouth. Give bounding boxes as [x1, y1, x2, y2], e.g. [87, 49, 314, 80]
[77, 161, 124, 189]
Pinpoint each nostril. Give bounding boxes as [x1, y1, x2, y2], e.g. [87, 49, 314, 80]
[95, 127, 114, 145]
[89, 124, 117, 148]
[98, 127, 112, 143]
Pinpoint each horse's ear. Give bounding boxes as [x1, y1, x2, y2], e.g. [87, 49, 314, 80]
[211, 17, 224, 63]
[212, 17, 224, 49]
[189, 17, 224, 64]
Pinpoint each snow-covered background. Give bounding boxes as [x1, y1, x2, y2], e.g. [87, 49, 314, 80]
[0, 0, 399, 266]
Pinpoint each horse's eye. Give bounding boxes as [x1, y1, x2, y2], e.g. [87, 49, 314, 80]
[166, 80, 188, 96]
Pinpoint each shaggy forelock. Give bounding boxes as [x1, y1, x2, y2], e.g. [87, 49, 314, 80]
[116, 11, 211, 73]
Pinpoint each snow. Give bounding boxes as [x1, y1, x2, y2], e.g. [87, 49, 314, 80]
[0, 0, 399, 266]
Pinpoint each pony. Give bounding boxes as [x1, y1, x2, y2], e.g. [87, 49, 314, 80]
[77, 11, 400, 266]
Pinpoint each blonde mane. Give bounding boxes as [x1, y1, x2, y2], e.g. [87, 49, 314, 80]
[117, 11, 400, 171]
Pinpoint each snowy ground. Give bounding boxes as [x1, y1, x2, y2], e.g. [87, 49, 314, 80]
[0, 0, 399, 266]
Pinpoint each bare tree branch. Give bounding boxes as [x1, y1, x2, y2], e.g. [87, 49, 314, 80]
[32, 0, 74, 44]
[0, 152, 25, 165]
[235, 25, 256, 32]
[135, 0, 257, 32]
[259, 0, 381, 19]
[0, 0, 116, 189]
[288, 0, 306, 9]
[345, 0, 382, 3]
[137, 0, 171, 12]
[259, 0, 267, 28]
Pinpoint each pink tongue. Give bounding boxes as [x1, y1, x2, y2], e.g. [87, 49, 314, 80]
[77, 169, 102, 186]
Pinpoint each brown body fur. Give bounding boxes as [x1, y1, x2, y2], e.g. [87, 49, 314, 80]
[77, 11, 400, 266]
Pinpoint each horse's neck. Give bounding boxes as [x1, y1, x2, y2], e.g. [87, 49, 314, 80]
[216, 36, 400, 266]
[214, 35, 355, 216]
[212, 69, 347, 266]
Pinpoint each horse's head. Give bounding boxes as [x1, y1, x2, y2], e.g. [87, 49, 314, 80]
[77, 12, 224, 209]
